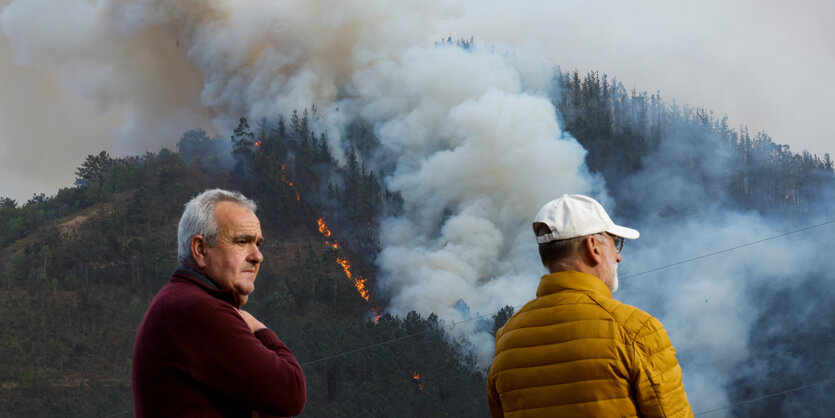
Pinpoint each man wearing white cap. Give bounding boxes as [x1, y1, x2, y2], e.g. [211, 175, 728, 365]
[487, 194, 692, 417]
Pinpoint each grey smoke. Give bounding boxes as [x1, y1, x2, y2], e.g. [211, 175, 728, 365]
[3, 0, 834, 413]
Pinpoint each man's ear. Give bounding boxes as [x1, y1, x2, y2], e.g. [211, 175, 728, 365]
[583, 235, 604, 267]
[190, 235, 208, 269]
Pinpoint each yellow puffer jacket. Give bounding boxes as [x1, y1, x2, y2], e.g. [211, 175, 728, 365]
[487, 271, 692, 417]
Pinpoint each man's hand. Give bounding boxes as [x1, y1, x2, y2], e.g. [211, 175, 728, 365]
[237, 309, 267, 333]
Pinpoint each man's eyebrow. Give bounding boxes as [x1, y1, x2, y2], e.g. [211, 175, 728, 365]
[234, 234, 261, 242]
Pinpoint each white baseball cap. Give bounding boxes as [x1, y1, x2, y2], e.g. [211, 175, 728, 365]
[532, 194, 639, 244]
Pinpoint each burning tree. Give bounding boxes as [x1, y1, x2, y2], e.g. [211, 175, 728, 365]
[317, 217, 371, 301]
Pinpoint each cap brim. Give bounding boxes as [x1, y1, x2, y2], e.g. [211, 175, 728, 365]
[608, 224, 640, 240]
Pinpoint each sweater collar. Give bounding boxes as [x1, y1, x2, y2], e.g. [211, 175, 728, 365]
[536, 270, 613, 299]
[171, 266, 238, 306]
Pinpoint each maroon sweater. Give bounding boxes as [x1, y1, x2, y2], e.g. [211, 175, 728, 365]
[132, 268, 306, 417]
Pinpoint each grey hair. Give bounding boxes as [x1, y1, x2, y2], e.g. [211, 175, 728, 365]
[177, 189, 257, 266]
[537, 233, 611, 267]
[538, 236, 584, 267]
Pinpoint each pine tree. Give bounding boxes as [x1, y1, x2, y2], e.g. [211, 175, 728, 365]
[75, 151, 114, 195]
[231, 117, 255, 176]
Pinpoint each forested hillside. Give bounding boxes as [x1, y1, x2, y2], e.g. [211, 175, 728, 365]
[0, 111, 487, 416]
[556, 69, 834, 217]
[555, 69, 835, 417]
[1, 66, 833, 416]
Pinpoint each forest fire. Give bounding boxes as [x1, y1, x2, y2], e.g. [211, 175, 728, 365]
[371, 307, 383, 323]
[280, 163, 370, 302]
[280, 164, 301, 201]
[317, 218, 332, 238]
[337, 256, 370, 301]
[412, 371, 425, 392]
[317, 217, 371, 302]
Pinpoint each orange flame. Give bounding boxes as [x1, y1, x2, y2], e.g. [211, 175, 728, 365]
[317, 217, 370, 301]
[280, 164, 294, 187]
[317, 218, 332, 237]
[336, 257, 370, 301]
[279, 164, 301, 201]
[412, 371, 425, 392]
[354, 276, 370, 301]
[254, 140, 262, 147]
[371, 307, 383, 323]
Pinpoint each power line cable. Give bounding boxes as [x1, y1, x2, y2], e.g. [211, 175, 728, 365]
[301, 314, 483, 367]
[302, 218, 835, 365]
[105, 219, 835, 417]
[623, 219, 835, 279]
[102, 409, 132, 418]
[694, 377, 835, 416]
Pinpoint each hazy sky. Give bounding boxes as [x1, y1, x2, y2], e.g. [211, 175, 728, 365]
[1, 0, 833, 203]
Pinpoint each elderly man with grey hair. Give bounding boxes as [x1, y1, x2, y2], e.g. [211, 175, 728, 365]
[132, 189, 306, 417]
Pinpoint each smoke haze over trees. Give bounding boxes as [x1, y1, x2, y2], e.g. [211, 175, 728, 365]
[0, 1, 834, 416]
[1, 60, 833, 414]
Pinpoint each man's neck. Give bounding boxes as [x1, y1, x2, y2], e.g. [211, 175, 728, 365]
[548, 259, 593, 276]
[548, 262, 608, 286]
[178, 265, 221, 290]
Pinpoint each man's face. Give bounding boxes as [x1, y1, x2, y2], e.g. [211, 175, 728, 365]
[202, 201, 264, 306]
[598, 233, 622, 293]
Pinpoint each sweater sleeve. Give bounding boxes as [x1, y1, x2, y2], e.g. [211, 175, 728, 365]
[632, 317, 693, 418]
[174, 298, 306, 416]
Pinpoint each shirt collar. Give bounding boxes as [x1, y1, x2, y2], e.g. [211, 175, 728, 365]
[174, 265, 220, 289]
[171, 266, 238, 306]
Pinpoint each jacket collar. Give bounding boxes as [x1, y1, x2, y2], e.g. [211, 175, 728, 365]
[536, 270, 613, 299]
[171, 266, 238, 307]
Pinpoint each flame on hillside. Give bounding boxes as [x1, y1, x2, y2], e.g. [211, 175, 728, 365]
[317, 217, 370, 301]
[371, 307, 383, 323]
[280, 163, 301, 201]
[317, 218, 332, 238]
[412, 371, 425, 392]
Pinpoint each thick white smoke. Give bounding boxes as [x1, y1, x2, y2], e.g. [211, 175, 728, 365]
[2, 0, 601, 359]
[5, 0, 831, 413]
[352, 59, 602, 363]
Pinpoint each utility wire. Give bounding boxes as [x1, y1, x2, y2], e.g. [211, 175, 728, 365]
[303, 218, 835, 365]
[623, 219, 835, 279]
[105, 219, 835, 417]
[102, 409, 132, 418]
[694, 377, 835, 416]
[301, 314, 482, 367]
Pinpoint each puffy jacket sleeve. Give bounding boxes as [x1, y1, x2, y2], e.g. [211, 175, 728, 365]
[631, 317, 693, 418]
[486, 365, 503, 417]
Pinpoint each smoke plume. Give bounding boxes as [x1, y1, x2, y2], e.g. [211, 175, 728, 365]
[4, 0, 834, 414]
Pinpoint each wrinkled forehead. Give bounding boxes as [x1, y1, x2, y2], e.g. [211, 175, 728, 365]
[214, 201, 261, 233]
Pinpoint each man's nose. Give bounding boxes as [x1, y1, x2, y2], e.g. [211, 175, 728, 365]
[616, 252, 622, 263]
[248, 245, 264, 264]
